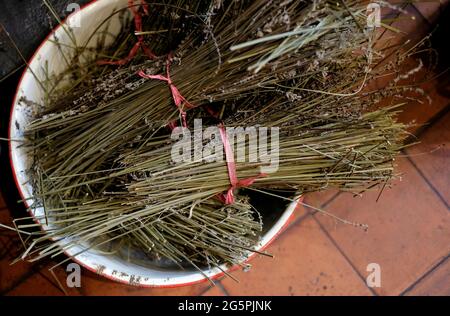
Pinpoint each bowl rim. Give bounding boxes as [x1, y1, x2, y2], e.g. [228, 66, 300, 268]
[8, 0, 300, 288]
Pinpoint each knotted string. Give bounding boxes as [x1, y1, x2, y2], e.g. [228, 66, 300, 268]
[98, 0, 156, 65]
[217, 124, 266, 204]
[138, 52, 194, 128]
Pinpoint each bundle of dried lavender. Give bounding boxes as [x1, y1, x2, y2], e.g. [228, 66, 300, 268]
[6, 0, 427, 276]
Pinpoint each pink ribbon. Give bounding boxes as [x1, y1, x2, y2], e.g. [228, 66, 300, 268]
[217, 124, 266, 204]
[98, 0, 156, 65]
[138, 52, 194, 128]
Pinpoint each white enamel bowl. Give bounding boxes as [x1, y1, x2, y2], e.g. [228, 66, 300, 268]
[8, 0, 299, 287]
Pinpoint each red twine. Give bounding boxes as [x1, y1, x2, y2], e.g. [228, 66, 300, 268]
[138, 52, 194, 128]
[217, 124, 266, 204]
[98, 0, 156, 66]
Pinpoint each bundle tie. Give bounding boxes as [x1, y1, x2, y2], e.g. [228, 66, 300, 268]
[138, 52, 194, 128]
[217, 124, 266, 204]
[98, 0, 156, 65]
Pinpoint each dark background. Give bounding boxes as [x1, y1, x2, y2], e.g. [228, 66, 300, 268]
[0, 1, 89, 217]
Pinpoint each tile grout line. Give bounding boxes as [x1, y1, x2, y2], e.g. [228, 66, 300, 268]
[37, 270, 67, 295]
[0, 263, 43, 295]
[215, 281, 230, 296]
[404, 103, 450, 145]
[198, 285, 213, 296]
[312, 216, 378, 296]
[403, 103, 450, 210]
[279, 191, 379, 295]
[291, 191, 342, 230]
[411, 3, 431, 25]
[399, 252, 450, 296]
[405, 154, 450, 210]
[39, 266, 84, 296]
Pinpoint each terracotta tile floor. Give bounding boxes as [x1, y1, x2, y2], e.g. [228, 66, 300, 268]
[0, 1, 449, 296]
